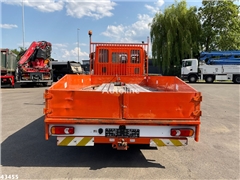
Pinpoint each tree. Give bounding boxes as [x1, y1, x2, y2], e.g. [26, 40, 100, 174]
[11, 47, 26, 56]
[150, 0, 201, 75]
[11, 47, 27, 62]
[198, 0, 240, 51]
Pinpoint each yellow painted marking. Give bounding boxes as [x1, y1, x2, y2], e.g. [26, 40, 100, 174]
[77, 137, 93, 146]
[58, 137, 75, 146]
[153, 139, 166, 146]
[170, 139, 184, 146]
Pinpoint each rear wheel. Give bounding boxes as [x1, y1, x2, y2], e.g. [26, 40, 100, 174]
[20, 83, 35, 87]
[188, 75, 197, 83]
[57, 75, 63, 81]
[42, 82, 48, 87]
[205, 75, 214, 83]
[233, 75, 240, 84]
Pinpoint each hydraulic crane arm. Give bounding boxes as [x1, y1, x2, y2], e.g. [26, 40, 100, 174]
[18, 41, 52, 66]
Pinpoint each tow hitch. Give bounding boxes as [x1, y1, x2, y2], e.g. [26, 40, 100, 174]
[112, 138, 128, 150]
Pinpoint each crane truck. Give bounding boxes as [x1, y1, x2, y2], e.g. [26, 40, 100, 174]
[16, 41, 53, 86]
[181, 51, 240, 83]
[44, 31, 202, 150]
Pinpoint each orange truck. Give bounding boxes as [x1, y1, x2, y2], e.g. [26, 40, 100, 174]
[44, 31, 202, 150]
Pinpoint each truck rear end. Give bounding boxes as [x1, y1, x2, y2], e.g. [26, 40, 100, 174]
[44, 31, 201, 150]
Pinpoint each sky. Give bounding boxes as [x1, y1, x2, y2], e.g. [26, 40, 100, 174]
[0, 0, 204, 63]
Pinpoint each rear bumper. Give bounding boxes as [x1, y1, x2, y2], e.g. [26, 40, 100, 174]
[45, 119, 200, 142]
[1, 75, 15, 86]
[17, 79, 53, 82]
[56, 136, 188, 147]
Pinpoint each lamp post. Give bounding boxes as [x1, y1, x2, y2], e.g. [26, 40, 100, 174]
[77, 28, 80, 63]
[22, 0, 25, 49]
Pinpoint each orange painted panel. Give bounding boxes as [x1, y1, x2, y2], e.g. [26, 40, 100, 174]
[46, 90, 122, 119]
[50, 75, 91, 90]
[91, 75, 147, 85]
[147, 76, 196, 92]
[123, 92, 200, 120]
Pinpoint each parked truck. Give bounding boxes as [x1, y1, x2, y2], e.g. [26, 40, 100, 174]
[44, 31, 202, 150]
[1, 49, 17, 87]
[181, 51, 240, 83]
[52, 61, 84, 82]
[16, 41, 53, 86]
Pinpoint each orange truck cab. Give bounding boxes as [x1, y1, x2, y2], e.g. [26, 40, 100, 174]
[91, 45, 147, 76]
[44, 31, 202, 150]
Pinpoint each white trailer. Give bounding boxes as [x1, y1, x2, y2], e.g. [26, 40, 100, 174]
[181, 59, 240, 83]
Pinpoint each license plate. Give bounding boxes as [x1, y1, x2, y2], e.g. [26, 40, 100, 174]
[105, 128, 140, 138]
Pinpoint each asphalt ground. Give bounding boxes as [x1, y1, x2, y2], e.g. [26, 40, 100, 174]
[0, 83, 239, 180]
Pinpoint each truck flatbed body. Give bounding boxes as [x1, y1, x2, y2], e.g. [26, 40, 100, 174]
[44, 75, 201, 145]
[45, 75, 200, 119]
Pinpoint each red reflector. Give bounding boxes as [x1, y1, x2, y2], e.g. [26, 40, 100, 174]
[171, 129, 194, 137]
[51, 126, 74, 135]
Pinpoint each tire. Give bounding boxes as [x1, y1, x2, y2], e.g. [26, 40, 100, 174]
[233, 75, 240, 84]
[26, 83, 36, 87]
[188, 75, 197, 83]
[205, 75, 214, 83]
[57, 75, 63, 81]
[42, 82, 48, 87]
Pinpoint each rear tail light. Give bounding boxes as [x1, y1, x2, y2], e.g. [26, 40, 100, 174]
[171, 128, 194, 137]
[51, 126, 74, 135]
